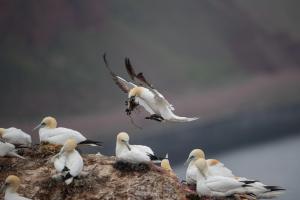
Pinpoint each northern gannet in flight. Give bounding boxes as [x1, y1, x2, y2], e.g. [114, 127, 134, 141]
[186, 149, 285, 198]
[195, 158, 251, 197]
[102, 54, 198, 122]
[0, 141, 25, 159]
[0, 128, 31, 147]
[0, 175, 31, 200]
[52, 139, 83, 185]
[115, 132, 161, 163]
[34, 116, 102, 146]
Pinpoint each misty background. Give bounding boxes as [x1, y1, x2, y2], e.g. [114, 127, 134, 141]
[1, 1, 300, 199]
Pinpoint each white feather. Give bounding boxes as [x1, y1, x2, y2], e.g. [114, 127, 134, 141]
[138, 87, 198, 122]
[2, 128, 32, 147]
[197, 176, 248, 197]
[39, 127, 87, 145]
[5, 193, 31, 200]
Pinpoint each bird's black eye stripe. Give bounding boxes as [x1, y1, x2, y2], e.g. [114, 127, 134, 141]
[41, 122, 46, 126]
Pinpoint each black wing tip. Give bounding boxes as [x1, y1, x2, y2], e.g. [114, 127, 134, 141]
[102, 53, 108, 65]
[240, 180, 257, 184]
[79, 140, 103, 146]
[147, 153, 165, 161]
[265, 186, 286, 191]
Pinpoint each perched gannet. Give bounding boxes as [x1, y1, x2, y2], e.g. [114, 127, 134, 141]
[0, 141, 25, 159]
[186, 149, 285, 198]
[0, 128, 31, 147]
[195, 158, 250, 197]
[103, 54, 198, 122]
[34, 116, 102, 146]
[115, 132, 161, 163]
[185, 149, 206, 184]
[0, 175, 31, 200]
[206, 159, 285, 199]
[52, 139, 83, 185]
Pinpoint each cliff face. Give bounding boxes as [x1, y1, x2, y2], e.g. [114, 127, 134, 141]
[0, 147, 250, 200]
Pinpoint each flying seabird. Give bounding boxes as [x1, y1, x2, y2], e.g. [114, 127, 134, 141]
[102, 54, 198, 123]
[115, 132, 162, 163]
[0, 141, 25, 159]
[0, 175, 31, 200]
[34, 116, 102, 146]
[52, 139, 83, 185]
[0, 128, 32, 147]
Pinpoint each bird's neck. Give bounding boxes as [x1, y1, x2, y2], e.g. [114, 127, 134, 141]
[6, 187, 17, 194]
[116, 143, 128, 155]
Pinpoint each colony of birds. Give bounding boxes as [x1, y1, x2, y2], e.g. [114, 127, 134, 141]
[0, 55, 285, 200]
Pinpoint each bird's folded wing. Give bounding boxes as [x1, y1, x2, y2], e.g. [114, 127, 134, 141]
[206, 177, 243, 192]
[132, 145, 154, 155]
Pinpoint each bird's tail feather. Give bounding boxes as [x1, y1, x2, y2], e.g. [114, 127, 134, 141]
[8, 151, 26, 159]
[78, 140, 102, 147]
[169, 115, 198, 122]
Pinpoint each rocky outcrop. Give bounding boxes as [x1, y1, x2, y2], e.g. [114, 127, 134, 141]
[0, 146, 251, 200]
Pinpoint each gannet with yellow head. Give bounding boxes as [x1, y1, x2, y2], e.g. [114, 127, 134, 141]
[52, 139, 83, 185]
[34, 116, 101, 146]
[0, 175, 31, 200]
[103, 54, 198, 123]
[195, 158, 250, 197]
[185, 149, 206, 185]
[194, 152, 285, 198]
[0, 128, 31, 147]
[116, 132, 161, 163]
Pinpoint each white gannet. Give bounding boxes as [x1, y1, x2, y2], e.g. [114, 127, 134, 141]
[185, 149, 206, 185]
[52, 139, 83, 185]
[0, 175, 31, 200]
[102, 54, 198, 123]
[206, 159, 285, 199]
[0, 128, 31, 147]
[34, 116, 102, 146]
[115, 132, 161, 163]
[186, 149, 285, 198]
[0, 141, 25, 159]
[195, 158, 250, 197]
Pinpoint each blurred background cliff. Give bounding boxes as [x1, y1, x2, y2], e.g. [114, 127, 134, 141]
[0, 1, 299, 199]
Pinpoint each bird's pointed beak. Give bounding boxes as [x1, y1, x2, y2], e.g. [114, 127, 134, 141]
[0, 184, 7, 193]
[33, 123, 43, 131]
[125, 142, 131, 151]
[184, 157, 191, 166]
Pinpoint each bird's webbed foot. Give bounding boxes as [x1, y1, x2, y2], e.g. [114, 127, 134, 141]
[145, 114, 164, 122]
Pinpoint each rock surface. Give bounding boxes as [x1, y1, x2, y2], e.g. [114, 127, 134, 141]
[0, 146, 252, 200]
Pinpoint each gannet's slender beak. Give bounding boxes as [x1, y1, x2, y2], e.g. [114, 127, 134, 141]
[184, 157, 192, 166]
[0, 183, 7, 193]
[33, 123, 43, 131]
[125, 142, 131, 151]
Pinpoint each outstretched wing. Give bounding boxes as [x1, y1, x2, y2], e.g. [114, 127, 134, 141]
[125, 57, 137, 81]
[125, 58, 153, 88]
[124, 57, 175, 110]
[103, 54, 136, 93]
